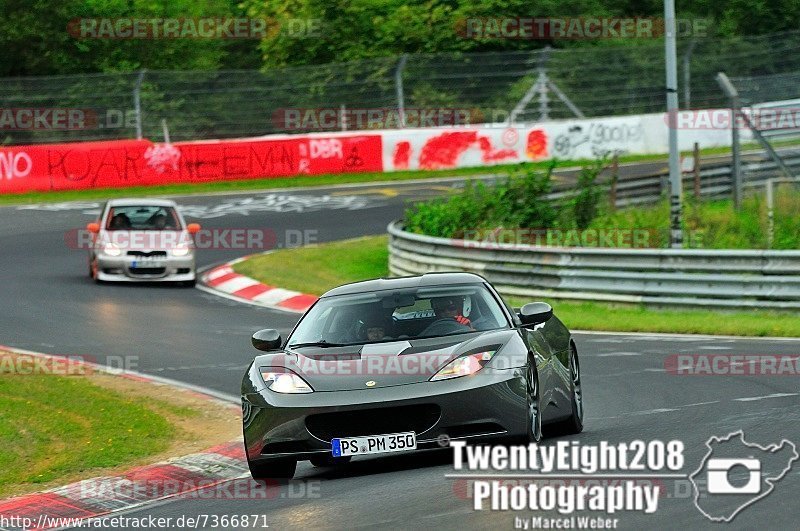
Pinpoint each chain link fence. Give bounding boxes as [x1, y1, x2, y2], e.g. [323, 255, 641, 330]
[3, 30, 800, 145]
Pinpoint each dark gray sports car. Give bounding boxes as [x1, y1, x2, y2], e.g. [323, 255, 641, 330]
[241, 272, 584, 479]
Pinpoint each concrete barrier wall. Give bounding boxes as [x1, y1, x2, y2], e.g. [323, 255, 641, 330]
[0, 110, 745, 194]
[380, 111, 748, 171]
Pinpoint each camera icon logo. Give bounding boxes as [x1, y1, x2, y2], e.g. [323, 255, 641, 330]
[690, 431, 798, 522]
[706, 457, 761, 494]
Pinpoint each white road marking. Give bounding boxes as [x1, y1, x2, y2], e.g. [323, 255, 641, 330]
[575, 330, 799, 342]
[681, 400, 721, 408]
[696, 345, 733, 350]
[734, 393, 800, 402]
[597, 351, 642, 357]
[632, 408, 680, 415]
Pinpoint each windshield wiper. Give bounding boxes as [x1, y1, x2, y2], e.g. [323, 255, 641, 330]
[288, 340, 345, 349]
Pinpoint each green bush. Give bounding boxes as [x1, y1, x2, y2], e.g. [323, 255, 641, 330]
[403, 160, 799, 249]
[404, 164, 557, 238]
[567, 159, 605, 230]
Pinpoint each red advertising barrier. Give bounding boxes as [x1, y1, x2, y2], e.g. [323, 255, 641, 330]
[0, 134, 383, 194]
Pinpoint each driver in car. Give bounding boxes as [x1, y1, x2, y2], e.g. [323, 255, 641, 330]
[362, 314, 391, 342]
[431, 296, 472, 328]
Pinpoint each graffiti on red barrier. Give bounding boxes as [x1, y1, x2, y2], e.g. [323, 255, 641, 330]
[417, 131, 517, 170]
[393, 141, 412, 170]
[0, 135, 383, 194]
[526, 130, 548, 160]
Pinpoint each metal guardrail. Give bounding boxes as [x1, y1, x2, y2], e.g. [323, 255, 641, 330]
[577, 148, 800, 208]
[388, 221, 800, 309]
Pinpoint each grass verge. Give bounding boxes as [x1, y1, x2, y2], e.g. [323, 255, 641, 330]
[233, 235, 800, 337]
[0, 352, 239, 497]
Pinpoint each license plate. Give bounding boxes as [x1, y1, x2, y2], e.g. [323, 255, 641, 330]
[331, 432, 416, 457]
[131, 260, 165, 268]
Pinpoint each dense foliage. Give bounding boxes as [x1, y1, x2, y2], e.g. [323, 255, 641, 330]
[403, 164, 799, 249]
[3, 0, 800, 75]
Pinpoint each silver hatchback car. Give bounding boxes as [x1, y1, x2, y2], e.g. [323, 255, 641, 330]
[86, 199, 200, 285]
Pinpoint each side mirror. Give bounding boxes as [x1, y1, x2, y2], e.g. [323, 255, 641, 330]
[519, 302, 553, 327]
[252, 329, 282, 351]
[86, 222, 100, 233]
[186, 223, 201, 234]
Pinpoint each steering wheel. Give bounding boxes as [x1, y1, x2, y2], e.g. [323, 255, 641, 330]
[420, 317, 471, 336]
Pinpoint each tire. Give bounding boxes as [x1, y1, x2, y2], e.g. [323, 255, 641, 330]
[550, 344, 584, 436]
[310, 454, 352, 467]
[247, 457, 297, 480]
[89, 257, 102, 284]
[526, 357, 543, 443]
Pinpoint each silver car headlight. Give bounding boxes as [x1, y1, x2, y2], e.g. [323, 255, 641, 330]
[103, 242, 122, 257]
[171, 243, 192, 257]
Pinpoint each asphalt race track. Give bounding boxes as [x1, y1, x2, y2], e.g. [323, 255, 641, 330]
[1, 178, 798, 530]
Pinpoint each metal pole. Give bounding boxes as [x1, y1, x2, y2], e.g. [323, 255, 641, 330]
[693, 142, 701, 199]
[395, 54, 408, 127]
[538, 46, 551, 121]
[682, 40, 695, 109]
[609, 154, 619, 212]
[766, 179, 774, 249]
[715, 72, 743, 209]
[161, 119, 170, 144]
[340, 104, 347, 131]
[133, 70, 145, 140]
[665, 0, 683, 248]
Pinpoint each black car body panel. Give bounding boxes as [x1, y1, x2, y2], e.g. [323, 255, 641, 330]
[241, 272, 580, 468]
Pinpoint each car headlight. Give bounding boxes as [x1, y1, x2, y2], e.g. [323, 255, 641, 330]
[431, 350, 497, 381]
[259, 368, 313, 393]
[103, 243, 121, 256]
[172, 243, 191, 257]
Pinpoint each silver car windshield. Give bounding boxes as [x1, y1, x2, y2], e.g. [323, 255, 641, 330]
[106, 206, 182, 231]
[287, 284, 509, 347]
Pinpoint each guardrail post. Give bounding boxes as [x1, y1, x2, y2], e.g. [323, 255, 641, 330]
[693, 142, 701, 199]
[715, 72, 743, 210]
[609, 154, 619, 211]
[766, 179, 774, 249]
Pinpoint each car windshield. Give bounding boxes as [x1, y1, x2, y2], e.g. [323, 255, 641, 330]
[105, 206, 182, 231]
[287, 284, 509, 347]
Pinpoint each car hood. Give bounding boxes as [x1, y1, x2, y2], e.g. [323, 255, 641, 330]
[257, 329, 518, 392]
[99, 230, 189, 251]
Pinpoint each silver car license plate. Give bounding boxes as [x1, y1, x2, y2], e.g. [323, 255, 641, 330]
[131, 259, 166, 268]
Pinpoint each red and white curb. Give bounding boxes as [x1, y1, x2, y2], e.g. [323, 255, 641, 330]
[0, 346, 249, 530]
[198, 257, 318, 313]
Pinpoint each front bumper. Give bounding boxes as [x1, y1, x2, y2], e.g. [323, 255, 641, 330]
[96, 254, 195, 282]
[242, 367, 527, 463]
